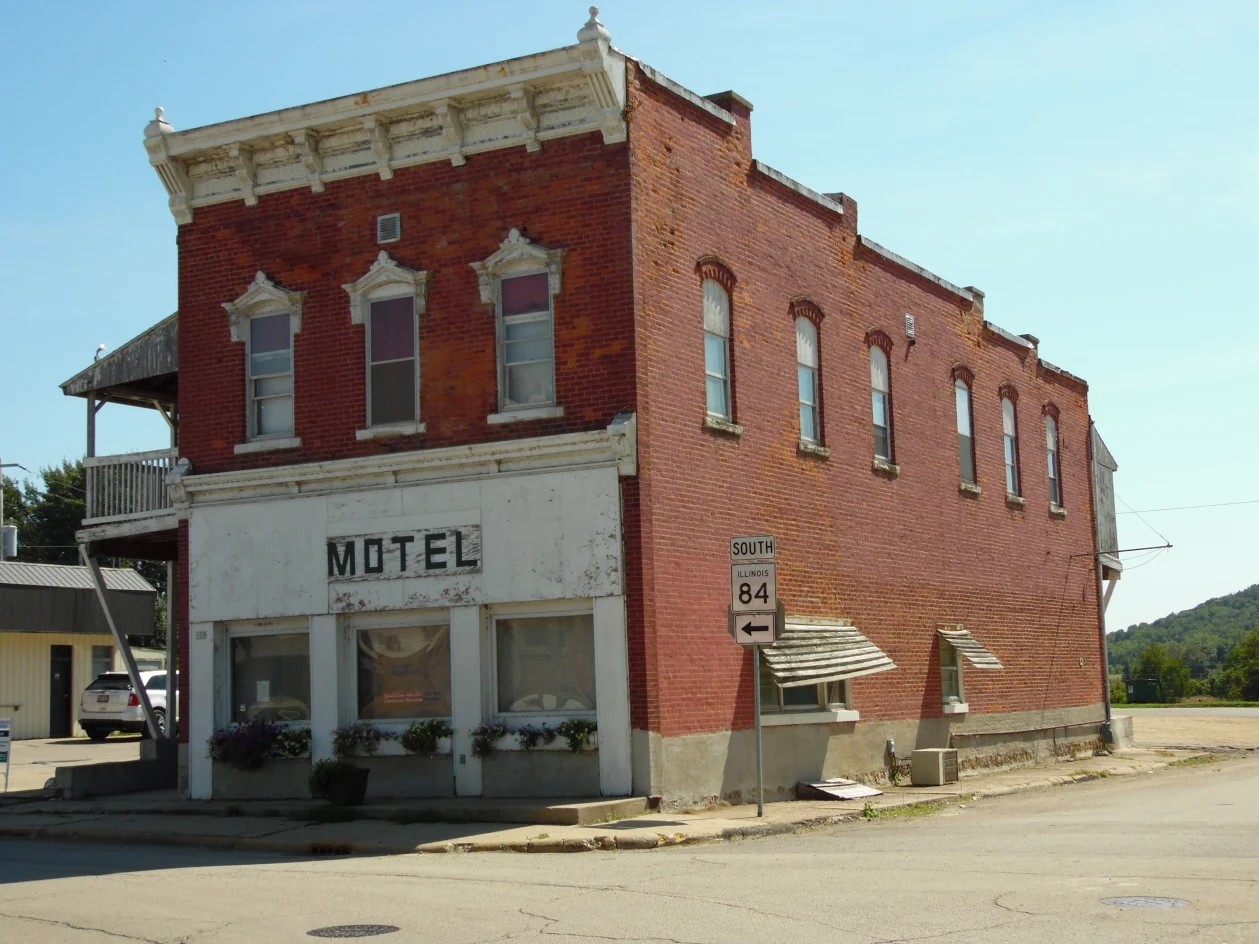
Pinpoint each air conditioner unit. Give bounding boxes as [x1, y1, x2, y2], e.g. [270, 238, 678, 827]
[911, 748, 958, 786]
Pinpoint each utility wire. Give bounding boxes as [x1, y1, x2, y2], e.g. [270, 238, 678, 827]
[1116, 498, 1259, 515]
[1116, 494, 1172, 546]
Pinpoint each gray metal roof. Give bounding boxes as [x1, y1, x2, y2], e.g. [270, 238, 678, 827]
[0, 561, 156, 593]
[939, 626, 1003, 669]
[763, 620, 897, 688]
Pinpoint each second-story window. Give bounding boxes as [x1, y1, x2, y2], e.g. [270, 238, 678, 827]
[344, 251, 430, 437]
[796, 316, 819, 444]
[1045, 408, 1063, 507]
[953, 367, 977, 486]
[223, 271, 305, 450]
[471, 228, 566, 423]
[249, 313, 293, 437]
[867, 331, 894, 461]
[1001, 388, 1021, 497]
[704, 278, 732, 420]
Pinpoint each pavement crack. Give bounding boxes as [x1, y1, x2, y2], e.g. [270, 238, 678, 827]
[993, 892, 1037, 916]
[0, 910, 165, 943]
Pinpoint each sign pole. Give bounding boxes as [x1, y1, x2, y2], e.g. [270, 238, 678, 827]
[0, 718, 11, 792]
[752, 646, 764, 817]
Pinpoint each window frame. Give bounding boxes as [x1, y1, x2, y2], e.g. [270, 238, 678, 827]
[795, 313, 820, 445]
[953, 367, 978, 488]
[940, 640, 965, 709]
[223, 272, 305, 451]
[1001, 385, 1022, 498]
[1045, 406, 1063, 508]
[703, 278, 733, 421]
[219, 618, 311, 729]
[489, 607, 597, 724]
[343, 251, 430, 439]
[470, 228, 566, 422]
[867, 330, 895, 462]
[344, 610, 452, 728]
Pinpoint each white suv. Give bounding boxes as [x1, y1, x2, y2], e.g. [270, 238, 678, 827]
[80, 670, 175, 740]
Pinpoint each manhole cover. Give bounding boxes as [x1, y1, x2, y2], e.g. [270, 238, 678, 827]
[308, 925, 401, 938]
[1102, 897, 1188, 909]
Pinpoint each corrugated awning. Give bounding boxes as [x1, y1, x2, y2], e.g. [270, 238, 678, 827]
[762, 620, 896, 688]
[938, 626, 1003, 669]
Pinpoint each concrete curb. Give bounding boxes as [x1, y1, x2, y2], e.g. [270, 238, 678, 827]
[0, 751, 1222, 856]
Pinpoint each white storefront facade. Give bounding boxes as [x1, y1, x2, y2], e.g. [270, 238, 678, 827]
[178, 418, 636, 800]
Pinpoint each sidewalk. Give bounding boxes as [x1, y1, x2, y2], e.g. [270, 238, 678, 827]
[0, 746, 1230, 856]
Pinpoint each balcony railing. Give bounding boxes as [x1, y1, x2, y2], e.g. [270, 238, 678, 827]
[83, 448, 179, 526]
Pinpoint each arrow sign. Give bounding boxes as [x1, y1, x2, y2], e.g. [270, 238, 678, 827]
[731, 611, 777, 646]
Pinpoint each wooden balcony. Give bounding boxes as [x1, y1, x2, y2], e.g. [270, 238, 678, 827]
[83, 448, 179, 527]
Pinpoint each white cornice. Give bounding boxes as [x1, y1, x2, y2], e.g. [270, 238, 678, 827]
[144, 15, 627, 224]
[169, 412, 637, 509]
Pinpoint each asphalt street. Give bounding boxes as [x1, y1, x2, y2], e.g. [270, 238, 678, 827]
[0, 751, 1255, 943]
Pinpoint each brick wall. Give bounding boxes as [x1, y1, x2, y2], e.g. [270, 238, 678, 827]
[176, 133, 637, 474]
[626, 63, 1104, 737]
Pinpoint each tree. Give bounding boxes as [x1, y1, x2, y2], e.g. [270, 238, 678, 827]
[1132, 644, 1192, 703]
[1218, 627, 1259, 701]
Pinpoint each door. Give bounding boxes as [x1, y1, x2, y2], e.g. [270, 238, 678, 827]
[49, 645, 73, 738]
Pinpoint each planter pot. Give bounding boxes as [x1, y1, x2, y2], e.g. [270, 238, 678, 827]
[326, 765, 370, 806]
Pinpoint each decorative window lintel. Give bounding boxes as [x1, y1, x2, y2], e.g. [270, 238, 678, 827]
[223, 271, 304, 341]
[470, 228, 565, 304]
[342, 251, 429, 324]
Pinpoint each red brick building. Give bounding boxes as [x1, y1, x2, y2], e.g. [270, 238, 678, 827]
[67, 11, 1120, 804]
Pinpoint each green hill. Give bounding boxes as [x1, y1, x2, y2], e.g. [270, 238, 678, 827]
[1108, 582, 1259, 681]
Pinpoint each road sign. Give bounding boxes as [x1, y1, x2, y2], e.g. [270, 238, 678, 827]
[731, 611, 777, 646]
[731, 562, 776, 613]
[729, 534, 776, 562]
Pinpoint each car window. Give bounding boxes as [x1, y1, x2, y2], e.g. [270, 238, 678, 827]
[87, 674, 131, 691]
[146, 674, 167, 690]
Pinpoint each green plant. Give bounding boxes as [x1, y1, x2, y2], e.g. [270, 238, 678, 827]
[555, 717, 598, 752]
[515, 723, 556, 750]
[308, 758, 366, 801]
[331, 722, 391, 758]
[272, 726, 312, 758]
[471, 720, 509, 757]
[399, 719, 453, 754]
[207, 718, 280, 771]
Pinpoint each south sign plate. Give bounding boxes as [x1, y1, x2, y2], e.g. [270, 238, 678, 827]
[731, 562, 776, 613]
[729, 534, 776, 562]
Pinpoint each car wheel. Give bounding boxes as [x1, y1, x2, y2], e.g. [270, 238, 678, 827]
[84, 727, 109, 742]
[153, 708, 166, 737]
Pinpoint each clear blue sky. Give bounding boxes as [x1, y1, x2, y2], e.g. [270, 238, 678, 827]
[1, 1, 1255, 633]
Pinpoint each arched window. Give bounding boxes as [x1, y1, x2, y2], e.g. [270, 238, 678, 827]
[869, 340, 893, 461]
[796, 316, 819, 444]
[703, 277, 732, 420]
[953, 369, 976, 485]
[223, 271, 305, 448]
[1001, 391, 1021, 497]
[1045, 411, 1062, 507]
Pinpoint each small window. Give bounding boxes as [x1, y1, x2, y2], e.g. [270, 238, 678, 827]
[145, 673, 168, 691]
[954, 374, 976, 485]
[796, 317, 819, 444]
[356, 624, 450, 721]
[940, 642, 963, 705]
[704, 279, 732, 420]
[91, 645, 113, 678]
[494, 613, 596, 715]
[1046, 412, 1062, 506]
[759, 673, 850, 713]
[229, 631, 310, 724]
[870, 344, 892, 460]
[1002, 393, 1021, 496]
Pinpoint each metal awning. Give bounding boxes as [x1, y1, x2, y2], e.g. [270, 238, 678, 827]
[762, 619, 896, 688]
[938, 626, 1003, 669]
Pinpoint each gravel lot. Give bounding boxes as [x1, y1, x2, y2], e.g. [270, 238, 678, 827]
[1121, 707, 1259, 750]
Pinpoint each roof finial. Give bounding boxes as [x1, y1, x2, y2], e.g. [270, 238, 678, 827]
[144, 106, 175, 138]
[578, 6, 611, 44]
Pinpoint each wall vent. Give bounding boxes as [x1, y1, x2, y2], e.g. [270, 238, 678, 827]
[376, 213, 401, 244]
[905, 313, 917, 341]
